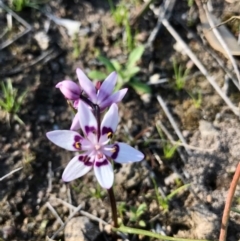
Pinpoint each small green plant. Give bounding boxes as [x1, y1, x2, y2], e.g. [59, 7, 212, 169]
[10, 0, 46, 11]
[152, 178, 190, 212]
[88, 185, 106, 199]
[0, 79, 27, 125]
[117, 202, 127, 220]
[129, 203, 147, 227]
[88, 45, 151, 95]
[187, 0, 194, 7]
[156, 123, 178, 159]
[187, 89, 202, 109]
[107, 0, 135, 51]
[173, 61, 189, 90]
[72, 33, 81, 59]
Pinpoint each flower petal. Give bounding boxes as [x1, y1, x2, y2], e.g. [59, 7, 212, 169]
[100, 88, 128, 110]
[78, 101, 97, 136]
[76, 68, 97, 102]
[70, 112, 80, 131]
[108, 142, 144, 163]
[46, 130, 83, 151]
[101, 103, 119, 136]
[97, 72, 117, 104]
[62, 155, 93, 182]
[56, 80, 80, 100]
[94, 158, 114, 189]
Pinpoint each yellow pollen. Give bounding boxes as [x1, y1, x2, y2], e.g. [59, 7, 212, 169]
[107, 132, 113, 139]
[75, 142, 81, 149]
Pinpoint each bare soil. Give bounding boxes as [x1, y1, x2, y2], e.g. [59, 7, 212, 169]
[0, 0, 240, 240]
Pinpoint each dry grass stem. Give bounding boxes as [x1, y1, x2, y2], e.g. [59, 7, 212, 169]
[47, 161, 52, 193]
[161, 18, 239, 116]
[156, 94, 191, 155]
[203, 4, 240, 88]
[50, 203, 82, 240]
[0, 1, 32, 50]
[146, 0, 176, 48]
[46, 201, 64, 226]
[0, 167, 23, 181]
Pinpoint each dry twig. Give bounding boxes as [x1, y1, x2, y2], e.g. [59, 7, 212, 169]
[219, 162, 240, 241]
[156, 94, 191, 156]
[161, 18, 239, 116]
[0, 167, 23, 181]
[202, 3, 240, 88]
[146, 0, 176, 48]
[46, 202, 64, 226]
[0, 1, 32, 50]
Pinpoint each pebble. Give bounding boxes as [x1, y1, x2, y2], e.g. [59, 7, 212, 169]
[198, 120, 218, 137]
[64, 216, 100, 241]
[34, 31, 50, 50]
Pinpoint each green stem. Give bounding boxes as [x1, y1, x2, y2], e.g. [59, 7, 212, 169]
[113, 226, 212, 241]
[107, 187, 118, 228]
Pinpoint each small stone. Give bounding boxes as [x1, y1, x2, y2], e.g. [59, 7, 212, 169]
[2, 225, 15, 239]
[34, 31, 50, 50]
[64, 216, 100, 241]
[199, 120, 218, 137]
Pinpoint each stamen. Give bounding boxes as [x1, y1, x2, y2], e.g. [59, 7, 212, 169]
[111, 146, 116, 153]
[74, 141, 81, 149]
[107, 132, 113, 139]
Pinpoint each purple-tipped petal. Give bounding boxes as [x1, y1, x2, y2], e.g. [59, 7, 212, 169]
[101, 103, 119, 135]
[76, 68, 97, 102]
[94, 158, 113, 189]
[56, 80, 80, 100]
[70, 113, 80, 131]
[97, 72, 117, 104]
[46, 130, 83, 151]
[110, 142, 144, 163]
[100, 88, 128, 110]
[62, 155, 93, 182]
[78, 101, 97, 136]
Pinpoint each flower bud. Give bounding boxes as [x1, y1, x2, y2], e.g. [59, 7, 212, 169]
[56, 80, 80, 100]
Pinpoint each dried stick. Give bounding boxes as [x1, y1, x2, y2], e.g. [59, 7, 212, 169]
[146, 0, 176, 48]
[0, 1, 32, 50]
[219, 162, 240, 241]
[52, 197, 108, 225]
[201, 3, 240, 88]
[0, 167, 23, 181]
[174, 18, 240, 90]
[156, 94, 191, 156]
[50, 204, 82, 240]
[46, 202, 64, 225]
[161, 18, 239, 116]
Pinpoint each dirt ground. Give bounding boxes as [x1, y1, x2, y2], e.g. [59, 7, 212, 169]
[0, 0, 240, 240]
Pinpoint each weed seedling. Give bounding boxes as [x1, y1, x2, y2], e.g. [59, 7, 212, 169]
[152, 177, 190, 212]
[117, 202, 127, 220]
[0, 79, 27, 125]
[88, 185, 106, 199]
[187, 89, 202, 109]
[129, 203, 147, 227]
[173, 60, 189, 90]
[108, 0, 136, 51]
[88, 45, 151, 95]
[10, 0, 47, 11]
[156, 123, 178, 160]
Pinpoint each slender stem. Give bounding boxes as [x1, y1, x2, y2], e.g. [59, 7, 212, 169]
[113, 225, 211, 241]
[219, 162, 240, 241]
[80, 94, 95, 109]
[107, 187, 118, 228]
[93, 104, 101, 139]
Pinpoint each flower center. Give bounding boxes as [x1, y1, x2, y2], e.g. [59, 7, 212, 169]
[95, 144, 101, 150]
